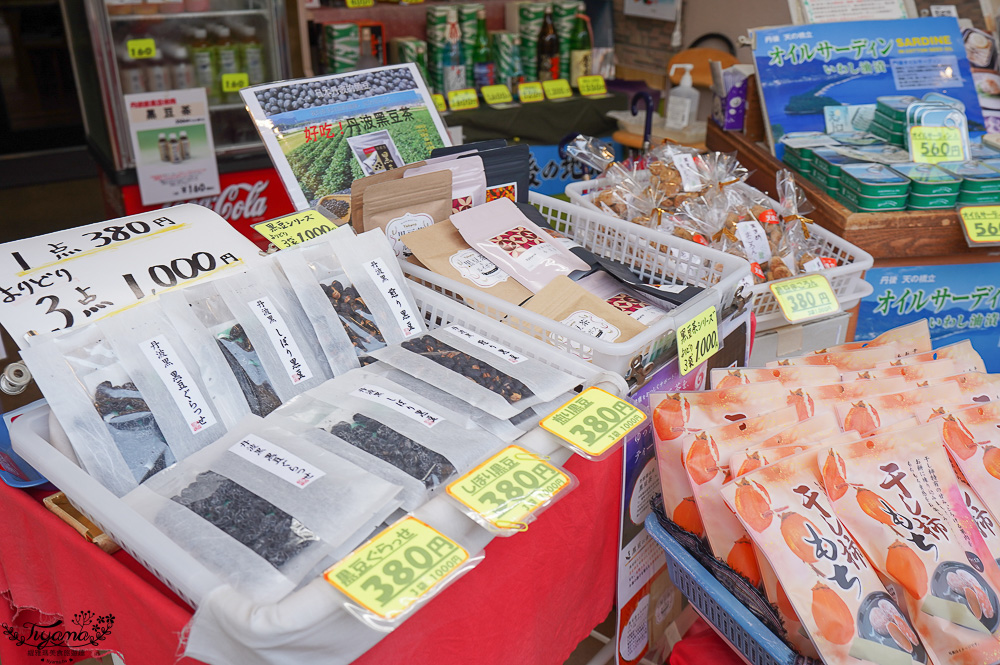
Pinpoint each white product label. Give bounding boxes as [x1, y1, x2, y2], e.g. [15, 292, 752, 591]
[193, 51, 214, 88]
[672, 154, 701, 192]
[665, 96, 692, 131]
[444, 324, 527, 364]
[385, 212, 433, 258]
[352, 384, 443, 427]
[229, 433, 325, 488]
[606, 292, 667, 326]
[218, 47, 239, 75]
[248, 296, 314, 384]
[803, 258, 824, 273]
[449, 248, 510, 287]
[489, 226, 559, 271]
[244, 45, 264, 84]
[560, 310, 621, 341]
[363, 257, 420, 338]
[444, 65, 466, 92]
[141, 335, 217, 434]
[147, 65, 169, 92]
[781, 135, 838, 149]
[734, 221, 772, 264]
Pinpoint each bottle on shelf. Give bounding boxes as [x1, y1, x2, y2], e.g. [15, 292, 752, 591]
[536, 6, 559, 82]
[357, 26, 381, 70]
[145, 49, 171, 92]
[179, 130, 191, 159]
[118, 45, 148, 94]
[442, 9, 466, 93]
[235, 24, 266, 85]
[211, 25, 241, 103]
[166, 43, 196, 89]
[158, 132, 170, 161]
[168, 132, 182, 163]
[189, 27, 219, 104]
[568, 3, 591, 88]
[472, 8, 494, 89]
[664, 63, 699, 132]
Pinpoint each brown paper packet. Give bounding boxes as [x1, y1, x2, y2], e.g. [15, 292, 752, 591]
[403, 220, 533, 305]
[350, 160, 427, 229]
[362, 171, 453, 259]
[522, 276, 645, 344]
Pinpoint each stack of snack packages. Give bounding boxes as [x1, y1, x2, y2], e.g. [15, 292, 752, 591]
[651, 319, 1000, 664]
[581, 139, 838, 285]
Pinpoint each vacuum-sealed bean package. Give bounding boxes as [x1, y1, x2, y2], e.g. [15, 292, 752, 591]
[23, 302, 231, 496]
[461, 144, 530, 203]
[124, 416, 403, 602]
[347, 129, 405, 177]
[370, 323, 582, 420]
[404, 155, 487, 213]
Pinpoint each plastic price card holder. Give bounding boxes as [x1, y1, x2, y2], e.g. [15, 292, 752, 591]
[768, 273, 840, 324]
[481, 85, 513, 105]
[252, 211, 336, 249]
[222, 73, 249, 94]
[678, 306, 719, 376]
[542, 79, 572, 100]
[958, 206, 1000, 247]
[127, 39, 156, 59]
[578, 75, 607, 96]
[518, 82, 544, 103]
[445, 445, 575, 534]
[447, 89, 479, 111]
[432, 94, 447, 113]
[324, 516, 470, 621]
[346, 0, 374, 7]
[909, 125, 965, 164]
[539, 386, 645, 461]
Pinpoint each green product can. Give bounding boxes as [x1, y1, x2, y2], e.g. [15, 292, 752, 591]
[491, 31, 522, 89]
[875, 95, 920, 122]
[869, 122, 904, 147]
[784, 144, 815, 164]
[889, 163, 962, 196]
[941, 160, 1000, 193]
[782, 151, 812, 176]
[907, 191, 959, 209]
[957, 190, 1000, 205]
[459, 4, 484, 86]
[552, 0, 577, 79]
[518, 2, 546, 80]
[426, 8, 449, 46]
[839, 163, 911, 197]
[840, 181, 909, 209]
[873, 110, 906, 133]
[812, 169, 832, 189]
[812, 148, 862, 177]
[325, 23, 359, 74]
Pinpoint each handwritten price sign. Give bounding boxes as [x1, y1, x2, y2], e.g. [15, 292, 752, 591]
[577, 75, 607, 96]
[542, 79, 573, 100]
[518, 82, 544, 103]
[678, 306, 719, 376]
[127, 39, 156, 60]
[540, 387, 645, 459]
[909, 125, 965, 164]
[447, 88, 479, 111]
[959, 206, 1000, 246]
[481, 84, 513, 105]
[769, 273, 840, 323]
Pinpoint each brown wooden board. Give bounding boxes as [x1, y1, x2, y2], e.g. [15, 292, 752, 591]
[706, 122, 999, 260]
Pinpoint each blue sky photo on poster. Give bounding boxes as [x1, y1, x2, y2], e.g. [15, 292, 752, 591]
[855, 264, 1000, 372]
[752, 17, 984, 159]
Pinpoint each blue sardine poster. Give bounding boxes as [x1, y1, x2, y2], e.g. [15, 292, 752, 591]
[752, 17, 984, 159]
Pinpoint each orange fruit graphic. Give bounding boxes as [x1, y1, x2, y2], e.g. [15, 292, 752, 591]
[856, 488, 903, 535]
[673, 496, 704, 537]
[844, 401, 880, 436]
[780, 512, 820, 566]
[822, 449, 849, 501]
[812, 582, 855, 645]
[736, 451, 764, 477]
[685, 432, 719, 485]
[786, 389, 815, 420]
[716, 371, 750, 390]
[653, 394, 690, 441]
[885, 541, 927, 599]
[735, 478, 773, 533]
[942, 415, 978, 461]
[984, 446, 1000, 481]
[726, 536, 762, 587]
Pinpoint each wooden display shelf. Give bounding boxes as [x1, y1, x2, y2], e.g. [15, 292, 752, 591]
[705, 121, 997, 260]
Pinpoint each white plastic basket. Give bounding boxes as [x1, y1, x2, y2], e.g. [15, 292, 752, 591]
[405, 192, 751, 380]
[10, 283, 624, 610]
[564, 178, 873, 332]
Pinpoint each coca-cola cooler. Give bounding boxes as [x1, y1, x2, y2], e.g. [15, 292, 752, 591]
[62, 0, 298, 248]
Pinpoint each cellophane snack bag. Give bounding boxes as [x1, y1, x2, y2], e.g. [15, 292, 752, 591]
[768, 343, 907, 372]
[878, 340, 987, 374]
[729, 413, 842, 478]
[822, 320, 932, 357]
[825, 425, 1000, 664]
[959, 479, 1000, 571]
[710, 365, 841, 390]
[789, 377, 909, 421]
[724, 450, 927, 664]
[844, 359, 959, 385]
[945, 372, 1000, 403]
[931, 402, 1000, 523]
[833, 382, 966, 437]
[682, 408, 801, 583]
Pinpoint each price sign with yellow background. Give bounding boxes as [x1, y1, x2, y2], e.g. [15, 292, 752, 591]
[678, 306, 719, 376]
[542, 79, 573, 100]
[252, 210, 337, 249]
[540, 387, 645, 459]
[127, 39, 156, 60]
[577, 75, 607, 96]
[909, 125, 965, 164]
[447, 88, 479, 111]
[959, 206, 1000, 246]
[481, 84, 513, 105]
[769, 273, 841, 323]
[518, 82, 545, 103]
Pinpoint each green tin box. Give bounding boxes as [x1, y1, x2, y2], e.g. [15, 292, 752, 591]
[889, 163, 962, 196]
[940, 160, 1000, 192]
[840, 163, 911, 197]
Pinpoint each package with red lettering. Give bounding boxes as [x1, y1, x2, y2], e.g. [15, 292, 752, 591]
[834, 382, 965, 437]
[825, 425, 1000, 664]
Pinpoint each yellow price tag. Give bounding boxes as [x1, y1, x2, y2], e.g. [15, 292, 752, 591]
[324, 517, 469, 619]
[447, 88, 479, 111]
[481, 84, 513, 105]
[432, 93, 447, 113]
[542, 79, 573, 100]
[518, 82, 545, 103]
[447, 446, 571, 531]
[127, 38, 156, 60]
[540, 387, 645, 458]
[221, 73, 249, 93]
[909, 125, 965, 164]
[577, 75, 607, 96]
[769, 273, 841, 323]
[252, 210, 338, 249]
[959, 206, 1000, 246]
[346, 0, 374, 7]
[678, 306, 719, 376]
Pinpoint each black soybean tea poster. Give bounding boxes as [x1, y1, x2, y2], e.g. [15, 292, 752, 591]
[241, 65, 452, 211]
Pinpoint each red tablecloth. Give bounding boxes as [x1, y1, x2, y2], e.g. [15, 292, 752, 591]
[0, 450, 621, 665]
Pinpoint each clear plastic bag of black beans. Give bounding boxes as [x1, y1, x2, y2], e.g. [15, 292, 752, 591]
[370, 324, 583, 421]
[124, 415, 403, 603]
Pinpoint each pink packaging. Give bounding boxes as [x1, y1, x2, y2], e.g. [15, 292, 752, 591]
[768, 343, 907, 372]
[821, 320, 931, 357]
[877, 340, 986, 374]
[842, 358, 959, 385]
[710, 365, 841, 390]
[833, 382, 965, 437]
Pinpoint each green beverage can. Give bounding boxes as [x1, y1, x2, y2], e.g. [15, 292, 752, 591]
[491, 31, 522, 89]
[552, 0, 576, 79]
[325, 23, 358, 74]
[460, 4, 484, 86]
[518, 2, 546, 80]
[426, 8, 449, 93]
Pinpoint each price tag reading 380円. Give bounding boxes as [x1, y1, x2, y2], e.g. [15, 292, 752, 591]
[769, 273, 840, 323]
[324, 517, 469, 619]
[959, 206, 1000, 247]
[447, 445, 572, 531]
[540, 387, 645, 459]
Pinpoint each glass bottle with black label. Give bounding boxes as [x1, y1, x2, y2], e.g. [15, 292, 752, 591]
[568, 3, 591, 88]
[536, 6, 559, 82]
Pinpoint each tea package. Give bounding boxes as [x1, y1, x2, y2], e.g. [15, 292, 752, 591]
[769, 343, 907, 372]
[461, 144, 531, 203]
[833, 382, 965, 437]
[124, 416, 403, 603]
[576, 270, 673, 327]
[347, 129, 405, 177]
[879, 340, 987, 374]
[349, 161, 428, 227]
[823, 320, 932, 357]
[431, 139, 507, 158]
[521, 276, 647, 356]
[24, 304, 230, 496]
[370, 323, 581, 421]
[404, 156, 487, 213]
[402, 220, 533, 305]
[725, 451, 928, 665]
[452, 198, 590, 293]
[844, 359, 959, 385]
[711, 366, 842, 390]
[360, 171, 453, 258]
[825, 426, 1000, 664]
